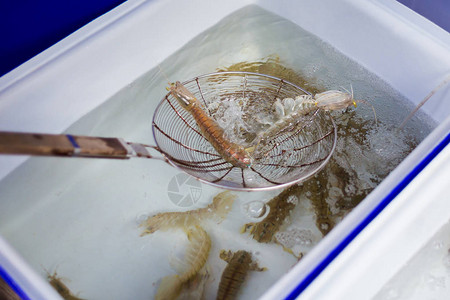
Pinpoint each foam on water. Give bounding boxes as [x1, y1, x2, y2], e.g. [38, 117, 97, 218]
[0, 5, 437, 300]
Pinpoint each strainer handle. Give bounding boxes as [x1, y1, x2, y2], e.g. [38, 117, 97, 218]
[0, 131, 134, 159]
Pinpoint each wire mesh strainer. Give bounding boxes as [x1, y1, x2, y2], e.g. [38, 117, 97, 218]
[0, 72, 336, 191]
[152, 72, 336, 191]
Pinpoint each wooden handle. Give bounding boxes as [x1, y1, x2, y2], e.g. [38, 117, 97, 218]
[0, 132, 131, 159]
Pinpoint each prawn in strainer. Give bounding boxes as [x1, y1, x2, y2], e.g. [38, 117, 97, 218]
[251, 87, 377, 159]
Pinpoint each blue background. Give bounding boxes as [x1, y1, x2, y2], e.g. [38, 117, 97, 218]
[0, 0, 448, 78]
[0, 0, 126, 77]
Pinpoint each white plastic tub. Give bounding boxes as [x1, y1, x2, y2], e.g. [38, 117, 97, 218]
[0, 0, 449, 299]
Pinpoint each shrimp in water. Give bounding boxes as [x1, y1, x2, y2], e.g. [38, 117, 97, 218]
[312, 86, 378, 117]
[45, 270, 85, 300]
[155, 225, 212, 300]
[216, 250, 266, 300]
[140, 191, 235, 236]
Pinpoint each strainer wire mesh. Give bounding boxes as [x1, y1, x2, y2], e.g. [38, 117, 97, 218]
[152, 72, 336, 191]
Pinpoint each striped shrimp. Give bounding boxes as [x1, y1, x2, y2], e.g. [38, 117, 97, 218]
[252, 89, 377, 157]
[140, 191, 235, 236]
[169, 81, 252, 169]
[177, 269, 210, 300]
[45, 270, 85, 300]
[155, 225, 212, 300]
[216, 250, 266, 300]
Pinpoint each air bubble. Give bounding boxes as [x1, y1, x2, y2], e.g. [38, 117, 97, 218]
[242, 200, 267, 218]
[135, 213, 149, 225]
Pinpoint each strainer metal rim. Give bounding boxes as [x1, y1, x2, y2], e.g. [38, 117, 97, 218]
[152, 71, 337, 192]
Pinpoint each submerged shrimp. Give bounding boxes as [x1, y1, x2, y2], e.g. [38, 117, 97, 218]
[169, 81, 252, 169]
[140, 191, 235, 235]
[155, 225, 211, 300]
[241, 185, 301, 243]
[252, 89, 377, 155]
[177, 269, 210, 300]
[45, 271, 85, 300]
[216, 250, 266, 300]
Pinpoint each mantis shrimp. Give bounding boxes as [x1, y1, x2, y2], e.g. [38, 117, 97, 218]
[251, 88, 377, 158]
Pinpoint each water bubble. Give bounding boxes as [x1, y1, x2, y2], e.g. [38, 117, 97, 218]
[243, 200, 268, 218]
[135, 213, 149, 225]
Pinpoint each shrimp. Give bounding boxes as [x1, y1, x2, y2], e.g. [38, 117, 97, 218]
[216, 250, 266, 300]
[252, 89, 377, 156]
[312, 88, 377, 119]
[140, 191, 235, 236]
[155, 225, 211, 300]
[169, 81, 252, 169]
[45, 271, 85, 300]
[177, 269, 210, 300]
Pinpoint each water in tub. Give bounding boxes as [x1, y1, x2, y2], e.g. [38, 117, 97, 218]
[0, 5, 436, 300]
[374, 219, 450, 300]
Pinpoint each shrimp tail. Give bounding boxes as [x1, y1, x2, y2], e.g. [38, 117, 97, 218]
[159, 226, 211, 300]
[155, 275, 183, 300]
[180, 225, 211, 281]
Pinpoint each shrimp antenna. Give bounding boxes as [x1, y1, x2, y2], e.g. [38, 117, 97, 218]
[399, 74, 450, 129]
[340, 85, 352, 96]
[344, 84, 378, 125]
[354, 99, 378, 125]
[157, 64, 171, 85]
